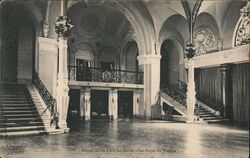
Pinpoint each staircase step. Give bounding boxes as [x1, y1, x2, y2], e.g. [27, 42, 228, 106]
[2, 101, 31, 103]
[1, 117, 42, 121]
[0, 121, 44, 127]
[2, 110, 38, 114]
[203, 117, 222, 120]
[1, 104, 34, 107]
[0, 126, 44, 132]
[197, 114, 215, 117]
[2, 98, 28, 101]
[1, 95, 27, 97]
[0, 130, 46, 137]
[1, 114, 39, 118]
[2, 107, 36, 110]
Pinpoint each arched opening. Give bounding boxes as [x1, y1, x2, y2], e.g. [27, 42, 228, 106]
[160, 39, 184, 89]
[125, 41, 139, 72]
[66, 2, 143, 123]
[0, 3, 36, 84]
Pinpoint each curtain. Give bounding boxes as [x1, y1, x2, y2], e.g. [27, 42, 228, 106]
[195, 67, 222, 109]
[232, 63, 249, 123]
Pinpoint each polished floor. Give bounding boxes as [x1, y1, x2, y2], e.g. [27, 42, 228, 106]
[0, 119, 249, 158]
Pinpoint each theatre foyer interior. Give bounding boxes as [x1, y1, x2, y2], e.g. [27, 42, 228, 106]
[0, 0, 249, 158]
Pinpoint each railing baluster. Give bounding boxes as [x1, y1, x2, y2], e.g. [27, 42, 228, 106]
[67, 65, 144, 84]
[33, 72, 56, 123]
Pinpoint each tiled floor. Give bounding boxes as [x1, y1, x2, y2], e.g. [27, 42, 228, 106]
[0, 119, 249, 158]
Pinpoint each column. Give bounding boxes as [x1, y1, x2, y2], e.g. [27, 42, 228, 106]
[83, 88, 91, 120]
[219, 64, 233, 119]
[186, 59, 196, 123]
[109, 89, 118, 120]
[79, 88, 85, 118]
[137, 54, 161, 119]
[56, 37, 69, 130]
[133, 89, 141, 117]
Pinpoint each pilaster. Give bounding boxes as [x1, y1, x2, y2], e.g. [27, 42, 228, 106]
[219, 64, 233, 119]
[133, 89, 141, 117]
[109, 88, 118, 120]
[137, 54, 161, 118]
[186, 59, 196, 123]
[83, 88, 91, 120]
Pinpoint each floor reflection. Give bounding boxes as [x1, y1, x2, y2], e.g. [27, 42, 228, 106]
[0, 119, 249, 158]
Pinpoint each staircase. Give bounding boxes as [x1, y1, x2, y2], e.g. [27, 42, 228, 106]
[195, 106, 222, 122]
[0, 83, 46, 136]
[160, 83, 225, 123]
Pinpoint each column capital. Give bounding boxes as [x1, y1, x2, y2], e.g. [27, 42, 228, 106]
[137, 54, 161, 65]
[111, 88, 118, 93]
[55, 16, 73, 38]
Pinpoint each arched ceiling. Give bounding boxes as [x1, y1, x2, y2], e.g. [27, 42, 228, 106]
[68, 4, 130, 39]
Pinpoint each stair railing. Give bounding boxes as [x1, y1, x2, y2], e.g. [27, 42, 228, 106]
[33, 72, 56, 125]
[161, 82, 187, 106]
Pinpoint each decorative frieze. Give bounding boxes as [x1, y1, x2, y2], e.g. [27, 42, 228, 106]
[193, 28, 216, 56]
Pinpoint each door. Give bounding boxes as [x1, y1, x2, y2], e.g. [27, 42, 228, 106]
[76, 59, 91, 81]
[91, 90, 109, 119]
[118, 91, 133, 118]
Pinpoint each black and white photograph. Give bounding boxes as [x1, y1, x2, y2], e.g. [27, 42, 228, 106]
[0, 0, 249, 158]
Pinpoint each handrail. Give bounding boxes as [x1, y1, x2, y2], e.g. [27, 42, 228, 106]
[33, 72, 56, 118]
[68, 65, 144, 84]
[161, 86, 187, 106]
[196, 96, 222, 113]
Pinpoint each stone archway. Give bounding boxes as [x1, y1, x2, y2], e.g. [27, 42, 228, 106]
[160, 39, 185, 89]
[0, 2, 37, 84]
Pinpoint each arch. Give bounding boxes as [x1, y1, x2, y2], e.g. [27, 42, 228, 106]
[232, 1, 250, 47]
[74, 43, 95, 61]
[66, 1, 155, 56]
[160, 39, 185, 88]
[0, 3, 36, 83]
[195, 12, 220, 39]
[220, 1, 247, 48]
[125, 41, 139, 72]
[0, 1, 43, 34]
[158, 14, 188, 47]
[98, 46, 119, 69]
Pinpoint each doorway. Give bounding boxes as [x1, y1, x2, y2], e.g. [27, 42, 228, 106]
[101, 62, 115, 71]
[76, 59, 92, 81]
[118, 91, 133, 118]
[67, 89, 80, 128]
[0, 3, 35, 83]
[91, 90, 109, 119]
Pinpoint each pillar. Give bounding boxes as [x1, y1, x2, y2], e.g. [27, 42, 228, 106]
[79, 88, 84, 118]
[133, 89, 141, 117]
[219, 64, 233, 119]
[83, 88, 91, 120]
[109, 88, 118, 120]
[186, 59, 196, 123]
[137, 54, 161, 119]
[56, 37, 69, 130]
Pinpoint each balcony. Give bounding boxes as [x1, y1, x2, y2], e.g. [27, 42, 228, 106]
[68, 66, 143, 85]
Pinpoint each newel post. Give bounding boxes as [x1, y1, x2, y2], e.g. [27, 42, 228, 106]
[54, 14, 73, 130]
